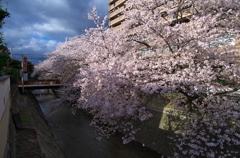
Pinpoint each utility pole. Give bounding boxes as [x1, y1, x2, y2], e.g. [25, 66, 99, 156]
[21, 58, 24, 93]
[21, 55, 28, 93]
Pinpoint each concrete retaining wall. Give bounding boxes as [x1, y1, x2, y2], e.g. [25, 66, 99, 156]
[0, 76, 11, 158]
[0, 76, 10, 120]
[134, 94, 187, 157]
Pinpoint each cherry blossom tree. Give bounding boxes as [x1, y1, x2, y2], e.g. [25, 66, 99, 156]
[33, 0, 240, 156]
[33, 7, 153, 143]
[119, 0, 240, 157]
[32, 35, 88, 109]
[73, 7, 153, 142]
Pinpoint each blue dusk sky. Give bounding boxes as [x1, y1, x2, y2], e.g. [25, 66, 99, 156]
[2, 0, 108, 64]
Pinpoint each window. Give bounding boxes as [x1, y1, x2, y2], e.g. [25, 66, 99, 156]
[173, 12, 177, 19]
[162, 43, 178, 54]
[162, 45, 170, 54]
[209, 34, 235, 48]
[141, 47, 157, 56]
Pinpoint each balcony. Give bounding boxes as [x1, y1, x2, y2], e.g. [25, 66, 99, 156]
[109, 0, 117, 4]
[109, 14, 125, 27]
[109, 0, 126, 11]
[109, 6, 124, 19]
[112, 25, 122, 31]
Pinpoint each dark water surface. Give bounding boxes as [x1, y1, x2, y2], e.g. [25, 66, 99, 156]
[34, 89, 162, 158]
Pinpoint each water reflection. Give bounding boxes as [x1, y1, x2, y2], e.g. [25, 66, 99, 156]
[33, 89, 162, 158]
[33, 89, 56, 114]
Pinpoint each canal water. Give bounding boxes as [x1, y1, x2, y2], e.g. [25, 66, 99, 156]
[33, 89, 162, 158]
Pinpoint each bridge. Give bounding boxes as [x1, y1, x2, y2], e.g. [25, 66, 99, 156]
[18, 79, 61, 90]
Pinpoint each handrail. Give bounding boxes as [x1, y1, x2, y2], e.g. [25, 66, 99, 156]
[17, 79, 61, 85]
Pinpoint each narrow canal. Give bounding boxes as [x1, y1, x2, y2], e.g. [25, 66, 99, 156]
[33, 89, 162, 158]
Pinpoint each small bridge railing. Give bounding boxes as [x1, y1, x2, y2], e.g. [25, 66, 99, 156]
[18, 79, 61, 85]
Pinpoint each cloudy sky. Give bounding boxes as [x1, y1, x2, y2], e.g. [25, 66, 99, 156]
[2, 0, 108, 64]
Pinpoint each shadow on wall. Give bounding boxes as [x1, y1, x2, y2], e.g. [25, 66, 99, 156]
[133, 94, 178, 157]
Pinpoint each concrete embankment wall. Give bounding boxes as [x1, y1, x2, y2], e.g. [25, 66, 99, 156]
[0, 76, 12, 158]
[17, 90, 65, 158]
[134, 94, 180, 157]
[0, 76, 64, 158]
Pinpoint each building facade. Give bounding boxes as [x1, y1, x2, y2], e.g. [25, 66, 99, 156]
[108, 0, 126, 30]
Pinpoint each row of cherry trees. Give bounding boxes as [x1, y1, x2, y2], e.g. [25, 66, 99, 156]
[33, 0, 240, 157]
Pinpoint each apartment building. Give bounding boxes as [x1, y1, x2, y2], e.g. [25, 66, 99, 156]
[108, 0, 126, 30]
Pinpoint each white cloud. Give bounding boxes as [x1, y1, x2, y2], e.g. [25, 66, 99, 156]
[33, 18, 77, 36]
[36, 0, 68, 8]
[3, 26, 34, 42]
[2, 0, 108, 64]
[18, 38, 58, 52]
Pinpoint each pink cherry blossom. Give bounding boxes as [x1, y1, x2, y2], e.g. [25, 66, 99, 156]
[33, 0, 240, 156]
